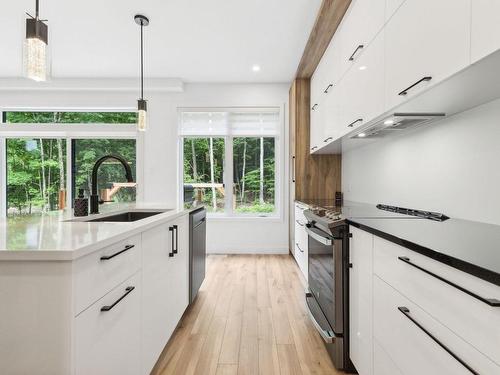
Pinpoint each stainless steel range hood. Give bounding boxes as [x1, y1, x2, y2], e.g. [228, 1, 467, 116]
[350, 112, 445, 139]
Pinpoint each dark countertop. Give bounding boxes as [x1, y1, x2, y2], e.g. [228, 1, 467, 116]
[296, 200, 500, 287]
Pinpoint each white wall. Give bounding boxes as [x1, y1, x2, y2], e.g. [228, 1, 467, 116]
[342, 98, 500, 225]
[0, 82, 290, 253]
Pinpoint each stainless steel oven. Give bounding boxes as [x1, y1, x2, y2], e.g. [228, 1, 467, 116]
[304, 214, 355, 372]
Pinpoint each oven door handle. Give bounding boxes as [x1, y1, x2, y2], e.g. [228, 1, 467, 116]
[305, 225, 333, 246]
[306, 292, 336, 343]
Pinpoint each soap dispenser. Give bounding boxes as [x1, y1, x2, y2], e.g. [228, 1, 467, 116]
[74, 189, 89, 217]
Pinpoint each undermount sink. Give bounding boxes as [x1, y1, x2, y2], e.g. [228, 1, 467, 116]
[76, 210, 169, 223]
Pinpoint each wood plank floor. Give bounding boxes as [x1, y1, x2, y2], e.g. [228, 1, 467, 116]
[152, 254, 344, 375]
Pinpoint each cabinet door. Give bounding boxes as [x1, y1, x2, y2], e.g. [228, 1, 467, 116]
[349, 227, 374, 375]
[384, 0, 471, 110]
[310, 95, 326, 153]
[471, 0, 500, 63]
[141, 223, 176, 373]
[335, 31, 385, 140]
[337, 0, 385, 77]
[75, 273, 141, 375]
[169, 215, 190, 322]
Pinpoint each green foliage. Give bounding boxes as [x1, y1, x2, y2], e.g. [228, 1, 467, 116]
[6, 111, 137, 124]
[6, 112, 136, 216]
[183, 137, 276, 214]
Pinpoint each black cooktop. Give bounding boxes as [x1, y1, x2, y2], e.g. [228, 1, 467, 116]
[298, 200, 500, 287]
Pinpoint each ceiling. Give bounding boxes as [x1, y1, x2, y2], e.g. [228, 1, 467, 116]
[0, 0, 322, 83]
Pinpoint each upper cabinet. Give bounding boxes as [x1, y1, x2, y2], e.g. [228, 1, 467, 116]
[471, 0, 500, 63]
[384, 0, 471, 110]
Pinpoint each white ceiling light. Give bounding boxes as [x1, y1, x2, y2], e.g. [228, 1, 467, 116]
[135, 14, 149, 132]
[252, 64, 261, 72]
[24, 0, 50, 81]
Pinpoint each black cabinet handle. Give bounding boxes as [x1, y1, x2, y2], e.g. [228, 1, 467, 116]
[398, 256, 500, 306]
[101, 286, 135, 312]
[398, 76, 432, 96]
[323, 136, 333, 143]
[398, 307, 479, 375]
[296, 243, 304, 253]
[100, 245, 135, 261]
[173, 225, 178, 254]
[311, 146, 318, 151]
[324, 84, 333, 93]
[349, 44, 364, 61]
[292, 156, 296, 183]
[347, 118, 363, 128]
[168, 226, 175, 257]
[311, 103, 318, 111]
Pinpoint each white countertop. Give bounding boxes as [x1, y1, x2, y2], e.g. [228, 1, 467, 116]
[0, 203, 200, 261]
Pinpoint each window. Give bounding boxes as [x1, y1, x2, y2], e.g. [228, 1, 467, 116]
[6, 138, 66, 215]
[180, 109, 280, 217]
[1, 111, 138, 217]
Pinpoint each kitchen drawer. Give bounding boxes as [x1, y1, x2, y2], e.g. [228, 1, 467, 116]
[75, 272, 141, 375]
[373, 275, 500, 375]
[74, 234, 141, 314]
[373, 236, 500, 367]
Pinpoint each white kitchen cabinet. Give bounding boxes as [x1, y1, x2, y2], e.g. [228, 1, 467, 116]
[373, 339, 403, 375]
[384, 0, 471, 110]
[75, 273, 141, 375]
[294, 202, 309, 279]
[142, 215, 189, 374]
[310, 95, 326, 153]
[373, 236, 500, 368]
[471, 0, 500, 63]
[373, 275, 500, 375]
[337, 0, 385, 78]
[332, 31, 385, 140]
[349, 226, 374, 375]
[385, 0, 406, 22]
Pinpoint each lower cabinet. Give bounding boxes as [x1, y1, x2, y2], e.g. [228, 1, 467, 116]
[75, 273, 141, 375]
[349, 226, 374, 375]
[294, 202, 308, 279]
[350, 225, 500, 375]
[142, 215, 189, 374]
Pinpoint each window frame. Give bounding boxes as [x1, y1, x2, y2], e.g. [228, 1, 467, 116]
[178, 107, 283, 219]
[0, 109, 142, 218]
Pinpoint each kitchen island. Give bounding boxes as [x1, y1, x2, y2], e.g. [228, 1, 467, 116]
[0, 204, 199, 375]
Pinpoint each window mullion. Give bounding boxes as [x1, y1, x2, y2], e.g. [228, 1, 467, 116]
[224, 136, 234, 216]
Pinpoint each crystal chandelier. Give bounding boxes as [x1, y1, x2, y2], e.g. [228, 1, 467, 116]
[24, 0, 50, 81]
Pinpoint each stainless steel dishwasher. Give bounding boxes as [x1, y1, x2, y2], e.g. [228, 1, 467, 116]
[189, 207, 206, 303]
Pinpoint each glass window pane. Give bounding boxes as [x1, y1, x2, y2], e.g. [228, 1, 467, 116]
[72, 139, 136, 203]
[5, 111, 137, 124]
[183, 137, 225, 213]
[233, 137, 275, 214]
[6, 139, 67, 216]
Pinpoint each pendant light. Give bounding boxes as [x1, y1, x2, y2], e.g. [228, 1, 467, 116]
[135, 14, 149, 132]
[24, 0, 50, 81]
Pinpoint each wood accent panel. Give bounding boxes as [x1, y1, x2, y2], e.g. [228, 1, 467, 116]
[290, 79, 341, 201]
[296, 0, 352, 79]
[152, 255, 342, 375]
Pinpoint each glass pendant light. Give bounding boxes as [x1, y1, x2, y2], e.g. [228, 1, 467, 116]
[135, 14, 149, 132]
[24, 0, 50, 81]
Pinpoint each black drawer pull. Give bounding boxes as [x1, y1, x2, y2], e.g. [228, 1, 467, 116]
[324, 84, 333, 93]
[349, 44, 364, 61]
[398, 76, 432, 96]
[168, 226, 175, 257]
[295, 219, 304, 227]
[323, 137, 333, 143]
[311, 146, 318, 151]
[311, 103, 318, 111]
[173, 224, 178, 254]
[398, 307, 479, 375]
[398, 256, 500, 307]
[101, 286, 135, 312]
[296, 243, 304, 253]
[100, 244, 135, 261]
[347, 118, 363, 128]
